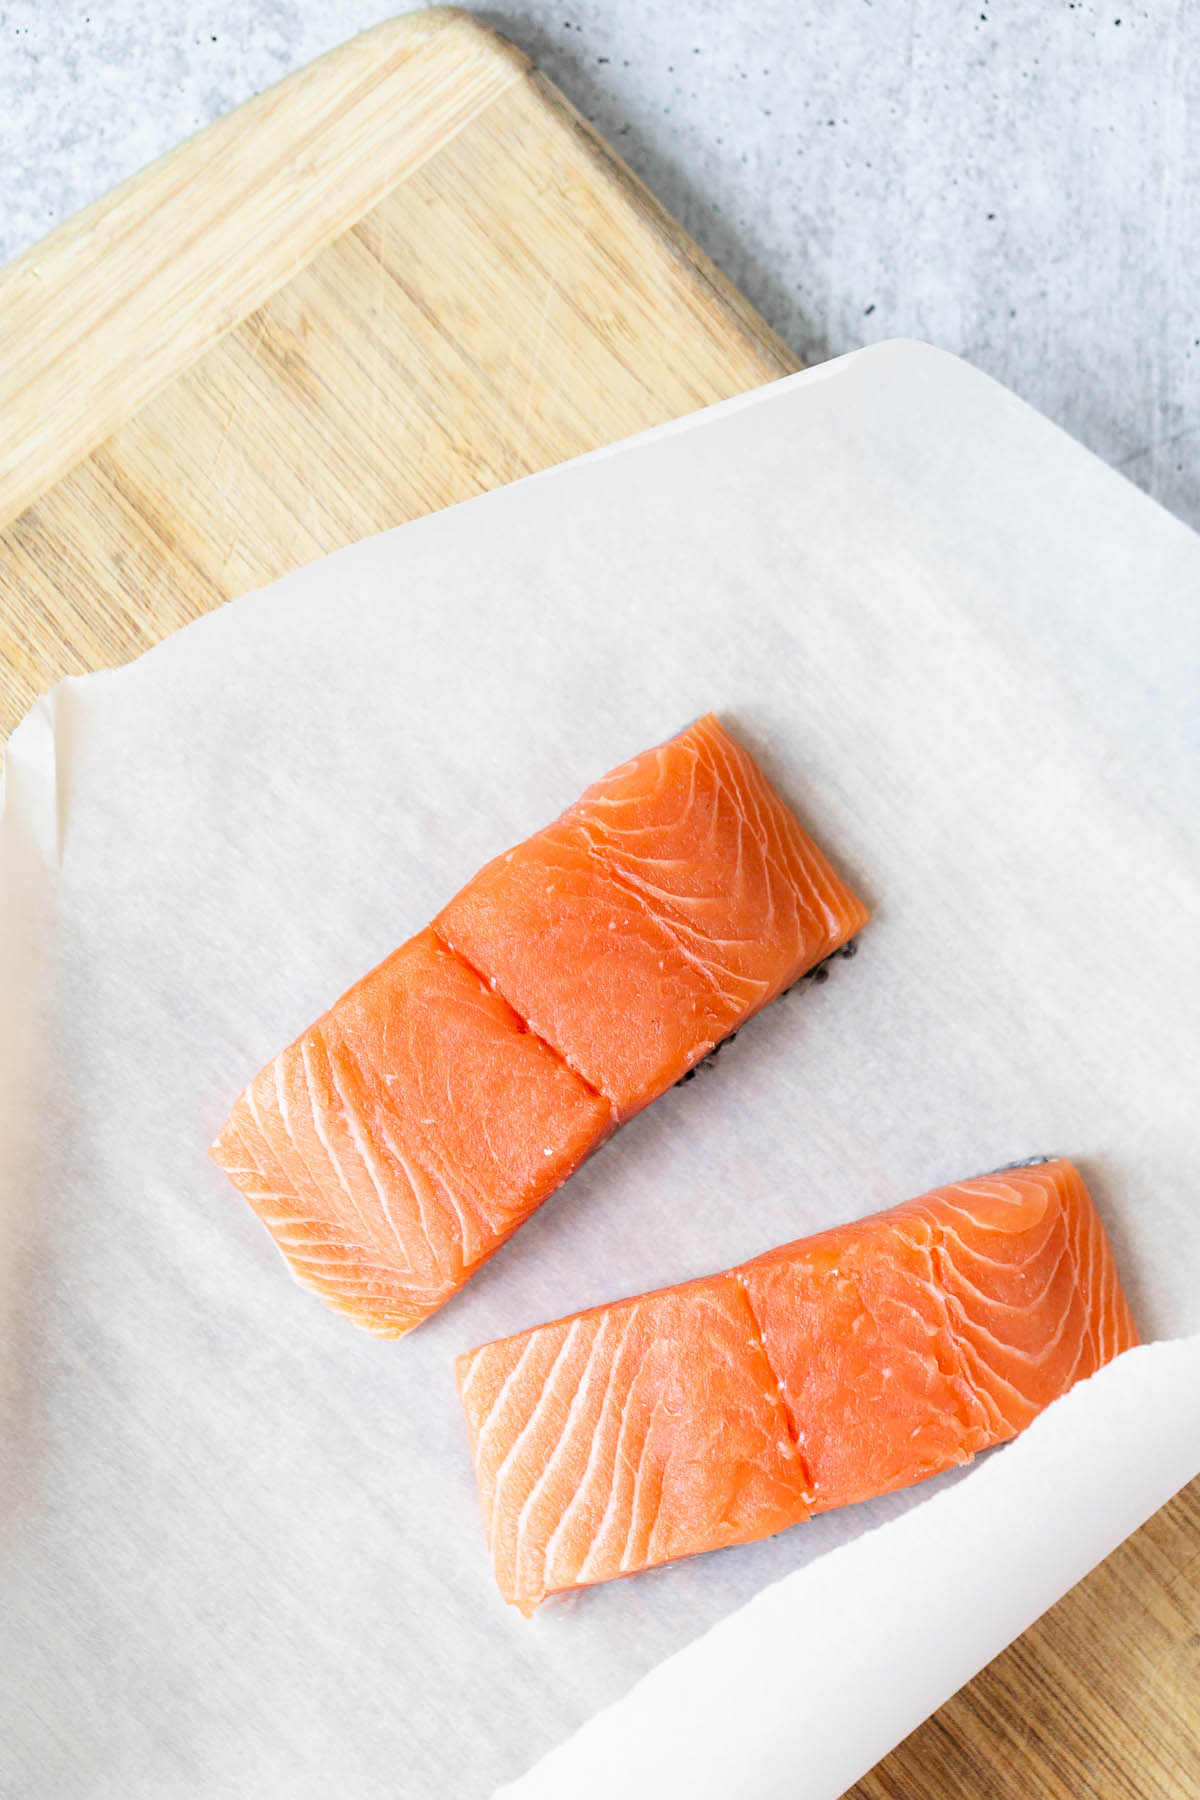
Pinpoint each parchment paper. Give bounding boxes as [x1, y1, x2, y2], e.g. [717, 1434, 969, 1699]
[2, 342, 1198, 1800]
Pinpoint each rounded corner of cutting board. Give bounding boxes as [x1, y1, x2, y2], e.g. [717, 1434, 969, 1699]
[0, 7, 533, 537]
[0, 10, 797, 737]
[391, 5, 534, 76]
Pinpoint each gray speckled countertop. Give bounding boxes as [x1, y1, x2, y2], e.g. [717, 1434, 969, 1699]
[2, 1, 1197, 526]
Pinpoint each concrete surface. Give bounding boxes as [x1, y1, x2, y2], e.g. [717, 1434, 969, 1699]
[1, 1, 1196, 526]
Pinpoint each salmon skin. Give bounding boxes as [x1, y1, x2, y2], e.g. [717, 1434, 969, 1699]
[456, 1160, 1139, 1613]
[210, 716, 868, 1336]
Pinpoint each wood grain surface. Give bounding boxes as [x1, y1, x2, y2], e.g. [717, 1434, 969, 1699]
[0, 8, 793, 730]
[0, 10, 1195, 1795]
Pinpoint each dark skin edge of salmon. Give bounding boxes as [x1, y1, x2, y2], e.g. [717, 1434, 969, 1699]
[674, 939, 859, 1087]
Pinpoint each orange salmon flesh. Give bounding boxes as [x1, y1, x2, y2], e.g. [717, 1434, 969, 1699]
[455, 1160, 1139, 1613]
[210, 716, 868, 1334]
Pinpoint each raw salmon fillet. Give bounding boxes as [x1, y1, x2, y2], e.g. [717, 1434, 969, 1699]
[212, 718, 867, 1335]
[436, 713, 869, 1117]
[210, 931, 612, 1336]
[456, 1160, 1139, 1611]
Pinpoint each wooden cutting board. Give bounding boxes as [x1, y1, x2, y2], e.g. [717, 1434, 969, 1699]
[0, 11, 1195, 1796]
[0, 7, 794, 728]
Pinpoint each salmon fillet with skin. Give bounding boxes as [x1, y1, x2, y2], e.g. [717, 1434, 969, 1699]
[456, 1160, 1139, 1612]
[212, 718, 867, 1335]
[436, 713, 869, 1118]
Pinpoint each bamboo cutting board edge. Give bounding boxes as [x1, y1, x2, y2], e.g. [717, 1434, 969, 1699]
[0, 10, 529, 529]
[0, 7, 796, 540]
[0, 7, 799, 731]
